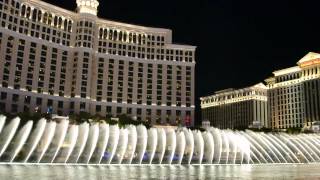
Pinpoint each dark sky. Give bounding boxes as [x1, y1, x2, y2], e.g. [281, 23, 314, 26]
[46, 0, 320, 125]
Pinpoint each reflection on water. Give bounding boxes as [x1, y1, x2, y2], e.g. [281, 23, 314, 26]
[0, 164, 320, 180]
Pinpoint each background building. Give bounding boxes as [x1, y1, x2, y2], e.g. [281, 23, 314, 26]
[200, 83, 268, 129]
[266, 52, 320, 129]
[0, 0, 196, 126]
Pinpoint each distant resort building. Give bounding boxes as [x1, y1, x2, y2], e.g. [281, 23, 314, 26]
[0, 0, 196, 126]
[266, 52, 320, 129]
[201, 52, 320, 130]
[200, 83, 268, 129]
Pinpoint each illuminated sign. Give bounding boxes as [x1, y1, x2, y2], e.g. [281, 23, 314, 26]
[300, 58, 320, 68]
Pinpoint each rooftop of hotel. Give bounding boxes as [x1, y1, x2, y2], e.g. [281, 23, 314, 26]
[272, 52, 320, 77]
[200, 83, 267, 101]
[24, 0, 196, 50]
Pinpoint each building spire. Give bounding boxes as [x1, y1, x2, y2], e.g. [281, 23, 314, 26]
[76, 0, 99, 16]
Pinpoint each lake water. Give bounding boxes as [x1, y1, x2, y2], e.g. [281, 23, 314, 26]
[0, 164, 320, 180]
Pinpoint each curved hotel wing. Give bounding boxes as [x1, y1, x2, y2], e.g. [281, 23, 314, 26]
[0, 0, 196, 126]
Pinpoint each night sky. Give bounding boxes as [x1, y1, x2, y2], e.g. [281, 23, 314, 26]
[45, 0, 320, 125]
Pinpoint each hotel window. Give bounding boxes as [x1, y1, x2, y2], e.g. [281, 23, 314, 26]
[96, 105, 101, 112]
[176, 110, 182, 124]
[58, 101, 64, 109]
[137, 108, 142, 115]
[127, 62, 134, 104]
[106, 59, 114, 102]
[127, 108, 132, 114]
[156, 64, 163, 105]
[166, 110, 171, 122]
[156, 110, 161, 124]
[106, 106, 112, 114]
[117, 107, 122, 114]
[36, 98, 42, 106]
[80, 102, 86, 110]
[0, 103, 5, 112]
[47, 99, 53, 106]
[24, 96, 31, 104]
[12, 94, 19, 102]
[11, 104, 18, 113]
[146, 64, 153, 105]
[186, 66, 192, 107]
[166, 65, 173, 106]
[137, 63, 143, 104]
[2, 36, 14, 88]
[26, 42, 37, 91]
[146, 109, 151, 123]
[69, 102, 74, 109]
[117, 60, 124, 103]
[96, 58, 104, 101]
[0, 92, 7, 100]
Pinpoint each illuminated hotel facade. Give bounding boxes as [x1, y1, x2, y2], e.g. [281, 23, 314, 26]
[201, 52, 320, 130]
[200, 83, 268, 129]
[0, 0, 196, 125]
[266, 52, 320, 129]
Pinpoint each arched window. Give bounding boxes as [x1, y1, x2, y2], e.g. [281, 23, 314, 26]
[108, 29, 113, 40]
[119, 31, 123, 41]
[32, 9, 37, 21]
[123, 32, 127, 41]
[113, 30, 117, 41]
[129, 33, 133, 42]
[48, 14, 52, 25]
[103, 29, 108, 39]
[133, 33, 136, 43]
[68, 20, 72, 32]
[54, 16, 58, 26]
[58, 17, 62, 28]
[64, 19, 68, 31]
[99, 28, 103, 38]
[142, 35, 146, 44]
[26, 6, 31, 18]
[37, 10, 42, 21]
[138, 34, 142, 45]
[43, 12, 48, 24]
[21, 5, 26, 16]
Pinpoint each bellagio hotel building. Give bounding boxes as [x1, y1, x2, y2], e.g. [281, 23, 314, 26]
[0, 0, 196, 126]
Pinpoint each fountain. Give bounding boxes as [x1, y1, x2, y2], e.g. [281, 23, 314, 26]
[0, 115, 320, 165]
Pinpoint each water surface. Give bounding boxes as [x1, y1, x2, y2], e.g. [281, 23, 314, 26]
[1, 164, 320, 180]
